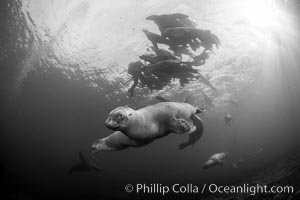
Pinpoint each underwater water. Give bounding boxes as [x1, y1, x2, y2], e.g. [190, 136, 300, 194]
[0, 0, 300, 199]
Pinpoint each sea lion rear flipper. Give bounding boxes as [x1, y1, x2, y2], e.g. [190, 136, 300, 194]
[178, 115, 204, 150]
[178, 142, 189, 150]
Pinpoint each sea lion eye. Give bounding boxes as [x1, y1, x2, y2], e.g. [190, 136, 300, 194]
[119, 114, 125, 120]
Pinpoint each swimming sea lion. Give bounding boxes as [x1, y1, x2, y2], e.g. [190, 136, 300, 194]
[105, 102, 203, 140]
[146, 60, 196, 75]
[69, 152, 102, 175]
[224, 114, 233, 126]
[139, 54, 168, 64]
[163, 27, 220, 49]
[203, 152, 228, 169]
[90, 98, 204, 154]
[146, 13, 192, 35]
[142, 29, 170, 49]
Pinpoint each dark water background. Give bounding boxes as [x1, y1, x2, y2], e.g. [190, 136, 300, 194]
[1, 0, 300, 199]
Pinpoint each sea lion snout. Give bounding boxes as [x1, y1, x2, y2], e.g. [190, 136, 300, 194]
[105, 118, 120, 131]
[196, 106, 205, 114]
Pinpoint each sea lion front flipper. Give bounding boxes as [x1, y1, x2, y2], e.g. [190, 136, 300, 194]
[178, 115, 204, 150]
[169, 116, 191, 134]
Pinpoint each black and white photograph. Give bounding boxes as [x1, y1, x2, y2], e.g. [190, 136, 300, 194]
[0, 0, 300, 199]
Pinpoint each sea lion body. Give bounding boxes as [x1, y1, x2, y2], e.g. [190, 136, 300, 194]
[164, 27, 203, 40]
[164, 27, 220, 49]
[146, 13, 195, 35]
[69, 152, 102, 175]
[105, 102, 201, 140]
[147, 60, 197, 75]
[139, 54, 170, 64]
[203, 152, 228, 169]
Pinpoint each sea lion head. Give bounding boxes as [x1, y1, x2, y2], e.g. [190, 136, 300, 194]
[142, 29, 150, 34]
[90, 139, 105, 154]
[146, 15, 157, 20]
[202, 159, 215, 169]
[105, 106, 134, 131]
[128, 61, 143, 76]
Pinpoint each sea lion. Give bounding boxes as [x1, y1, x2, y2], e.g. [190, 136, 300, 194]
[139, 54, 168, 64]
[163, 27, 220, 49]
[232, 162, 238, 168]
[145, 60, 198, 87]
[105, 102, 203, 140]
[203, 152, 228, 169]
[146, 60, 196, 74]
[69, 152, 102, 175]
[224, 114, 233, 126]
[90, 131, 153, 154]
[142, 29, 170, 49]
[146, 13, 194, 35]
[91, 98, 204, 154]
[151, 46, 178, 60]
[254, 147, 263, 158]
[164, 27, 202, 40]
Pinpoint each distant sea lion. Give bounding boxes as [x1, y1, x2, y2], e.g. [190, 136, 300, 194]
[146, 60, 196, 75]
[142, 29, 170, 49]
[146, 13, 193, 35]
[163, 27, 220, 49]
[105, 102, 203, 140]
[224, 114, 233, 126]
[69, 152, 102, 175]
[203, 152, 228, 169]
[139, 54, 169, 64]
[254, 147, 263, 158]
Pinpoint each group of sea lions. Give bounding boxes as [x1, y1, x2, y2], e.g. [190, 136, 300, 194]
[127, 13, 220, 97]
[70, 14, 226, 173]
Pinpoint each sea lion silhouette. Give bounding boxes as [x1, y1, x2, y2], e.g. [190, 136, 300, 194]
[203, 152, 228, 169]
[69, 152, 102, 175]
[224, 114, 233, 126]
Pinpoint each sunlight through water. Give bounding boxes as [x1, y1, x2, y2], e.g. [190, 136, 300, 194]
[7, 0, 300, 108]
